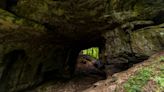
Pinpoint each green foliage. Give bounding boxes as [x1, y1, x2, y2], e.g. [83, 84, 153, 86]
[124, 54, 164, 92]
[154, 63, 164, 91]
[82, 47, 99, 59]
[154, 76, 164, 88]
[124, 68, 152, 92]
[159, 56, 164, 62]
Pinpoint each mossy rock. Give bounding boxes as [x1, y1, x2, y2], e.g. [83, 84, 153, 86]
[131, 23, 164, 56]
[109, 0, 164, 23]
[0, 8, 45, 31]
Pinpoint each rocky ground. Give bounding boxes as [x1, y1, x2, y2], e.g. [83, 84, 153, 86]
[26, 51, 164, 92]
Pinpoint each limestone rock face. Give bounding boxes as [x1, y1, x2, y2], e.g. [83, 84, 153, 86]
[102, 23, 164, 65]
[100, 0, 164, 64]
[0, 9, 77, 92]
[13, 0, 118, 40]
[13, 0, 164, 61]
[131, 24, 164, 56]
[14, 0, 164, 23]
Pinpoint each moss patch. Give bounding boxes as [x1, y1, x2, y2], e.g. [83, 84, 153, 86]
[0, 8, 45, 31]
[123, 54, 164, 92]
[124, 68, 152, 92]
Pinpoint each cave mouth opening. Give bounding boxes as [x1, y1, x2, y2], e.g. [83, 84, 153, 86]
[79, 47, 99, 59]
[75, 47, 107, 79]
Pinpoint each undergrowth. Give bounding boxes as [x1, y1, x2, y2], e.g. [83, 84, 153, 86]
[124, 55, 164, 92]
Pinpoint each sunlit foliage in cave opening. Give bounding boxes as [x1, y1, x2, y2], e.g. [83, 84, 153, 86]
[80, 47, 99, 59]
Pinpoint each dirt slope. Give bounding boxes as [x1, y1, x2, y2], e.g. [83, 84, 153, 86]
[84, 51, 164, 92]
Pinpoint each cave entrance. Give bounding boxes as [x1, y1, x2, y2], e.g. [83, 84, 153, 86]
[76, 47, 106, 78]
[79, 47, 99, 59]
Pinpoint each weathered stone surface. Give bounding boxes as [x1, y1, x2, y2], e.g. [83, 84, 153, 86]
[131, 24, 164, 56]
[12, 0, 164, 63]
[102, 23, 164, 65]
[14, 0, 164, 23]
[0, 9, 78, 92]
[109, 0, 164, 23]
[0, 8, 44, 92]
[13, 0, 118, 40]
[102, 27, 131, 62]
[99, 0, 164, 65]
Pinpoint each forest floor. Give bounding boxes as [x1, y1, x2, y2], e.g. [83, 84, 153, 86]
[29, 51, 164, 92]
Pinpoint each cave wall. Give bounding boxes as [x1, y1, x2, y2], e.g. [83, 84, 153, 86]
[99, 0, 164, 64]
[0, 9, 79, 92]
[131, 24, 164, 56]
[102, 23, 164, 65]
